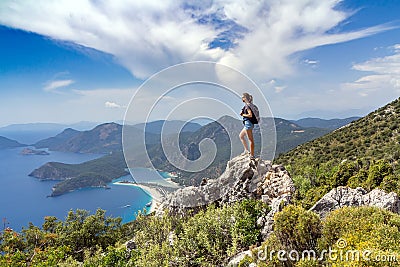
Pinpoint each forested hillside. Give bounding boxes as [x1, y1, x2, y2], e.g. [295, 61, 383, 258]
[277, 97, 400, 208]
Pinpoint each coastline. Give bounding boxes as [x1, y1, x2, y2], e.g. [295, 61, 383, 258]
[113, 181, 164, 214]
[112, 170, 180, 214]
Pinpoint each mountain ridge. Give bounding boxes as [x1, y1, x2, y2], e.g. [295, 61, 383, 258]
[291, 116, 360, 129]
[278, 97, 400, 165]
[0, 136, 26, 149]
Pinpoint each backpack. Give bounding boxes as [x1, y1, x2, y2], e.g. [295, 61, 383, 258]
[247, 103, 260, 124]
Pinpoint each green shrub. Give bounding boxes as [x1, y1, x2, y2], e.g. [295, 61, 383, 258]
[274, 205, 321, 252]
[319, 206, 400, 267]
[0, 209, 122, 266]
[365, 160, 394, 190]
[175, 199, 268, 266]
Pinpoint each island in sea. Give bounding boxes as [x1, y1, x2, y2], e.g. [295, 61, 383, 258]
[21, 148, 50, 155]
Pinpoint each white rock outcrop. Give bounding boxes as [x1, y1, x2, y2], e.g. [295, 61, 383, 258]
[310, 186, 400, 218]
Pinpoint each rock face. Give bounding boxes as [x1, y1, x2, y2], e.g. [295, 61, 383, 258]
[157, 153, 296, 238]
[157, 154, 267, 213]
[256, 165, 295, 239]
[310, 186, 400, 218]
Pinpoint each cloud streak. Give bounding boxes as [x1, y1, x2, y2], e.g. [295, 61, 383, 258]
[0, 0, 393, 82]
[43, 79, 75, 92]
[344, 44, 400, 96]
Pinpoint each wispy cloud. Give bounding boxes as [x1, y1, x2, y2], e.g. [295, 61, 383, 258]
[43, 79, 74, 92]
[274, 86, 286, 93]
[344, 44, 400, 96]
[0, 0, 394, 82]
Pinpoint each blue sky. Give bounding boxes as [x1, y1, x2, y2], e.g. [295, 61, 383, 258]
[0, 0, 400, 126]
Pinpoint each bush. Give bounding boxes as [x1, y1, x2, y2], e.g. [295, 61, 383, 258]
[365, 160, 393, 190]
[242, 205, 322, 267]
[175, 199, 268, 266]
[319, 206, 400, 267]
[274, 205, 321, 252]
[0, 209, 122, 266]
[243, 206, 400, 267]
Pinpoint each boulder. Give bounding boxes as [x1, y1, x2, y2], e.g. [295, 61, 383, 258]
[310, 186, 400, 218]
[156, 154, 296, 239]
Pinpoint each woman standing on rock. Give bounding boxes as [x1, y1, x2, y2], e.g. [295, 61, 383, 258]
[239, 92, 259, 160]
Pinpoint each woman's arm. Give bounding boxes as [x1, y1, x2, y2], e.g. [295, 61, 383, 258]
[242, 107, 253, 118]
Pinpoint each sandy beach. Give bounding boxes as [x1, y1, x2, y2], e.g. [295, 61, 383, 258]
[113, 181, 167, 213]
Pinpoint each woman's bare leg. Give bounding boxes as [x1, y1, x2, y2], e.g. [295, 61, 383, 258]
[246, 129, 254, 157]
[239, 128, 249, 153]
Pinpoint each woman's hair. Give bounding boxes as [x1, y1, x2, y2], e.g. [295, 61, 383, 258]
[242, 92, 253, 103]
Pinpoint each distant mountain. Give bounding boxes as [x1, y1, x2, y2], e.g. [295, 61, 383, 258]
[278, 97, 400, 166]
[34, 123, 123, 154]
[33, 121, 198, 154]
[0, 121, 99, 144]
[133, 120, 202, 135]
[291, 117, 360, 129]
[274, 118, 331, 155]
[0, 136, 25, 149]
[0, 121, 99, 132]
[34, 128, 81, 150]
[144, 116, 330, 185]
[34, 122, 160, 154]
[30, 116, 331, 195]
[296, 108, 370, 119]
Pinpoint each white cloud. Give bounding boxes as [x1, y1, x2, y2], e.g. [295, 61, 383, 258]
[43, 79, 74, 92]
[274, 86, 286, 93]
[343, 45, 400, 97]
[105, 101, 122, 108]
[0, 0, 393, 82]
[304, 59, 319, 66]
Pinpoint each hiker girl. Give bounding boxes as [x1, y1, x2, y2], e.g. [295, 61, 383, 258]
[239, 92, 259, 160]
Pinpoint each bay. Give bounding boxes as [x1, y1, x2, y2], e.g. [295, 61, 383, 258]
[0, 147, 151, 231]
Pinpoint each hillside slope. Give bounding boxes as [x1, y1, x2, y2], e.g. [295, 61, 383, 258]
[0, 136, 25, 149]
[276, 97, 400, 209]
[29, 151, 128, 196]
[278, 97, 400, 166]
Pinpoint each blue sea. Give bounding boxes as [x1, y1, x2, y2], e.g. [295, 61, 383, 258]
[0, 147, 152, 232]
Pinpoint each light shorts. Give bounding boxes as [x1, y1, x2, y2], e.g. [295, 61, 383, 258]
[244, 120, 254, 130]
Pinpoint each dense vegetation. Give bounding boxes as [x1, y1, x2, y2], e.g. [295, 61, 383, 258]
[0, 199, 267, 266]
[3, 203, 399, 266]
[277, 97, 400, 208]
[29, 152, 128, 196]
[241, 205, 400, 266]
[278, 97, 400, 166]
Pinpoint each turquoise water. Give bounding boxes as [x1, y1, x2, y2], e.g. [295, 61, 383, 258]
[0, 147, 151, 231]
